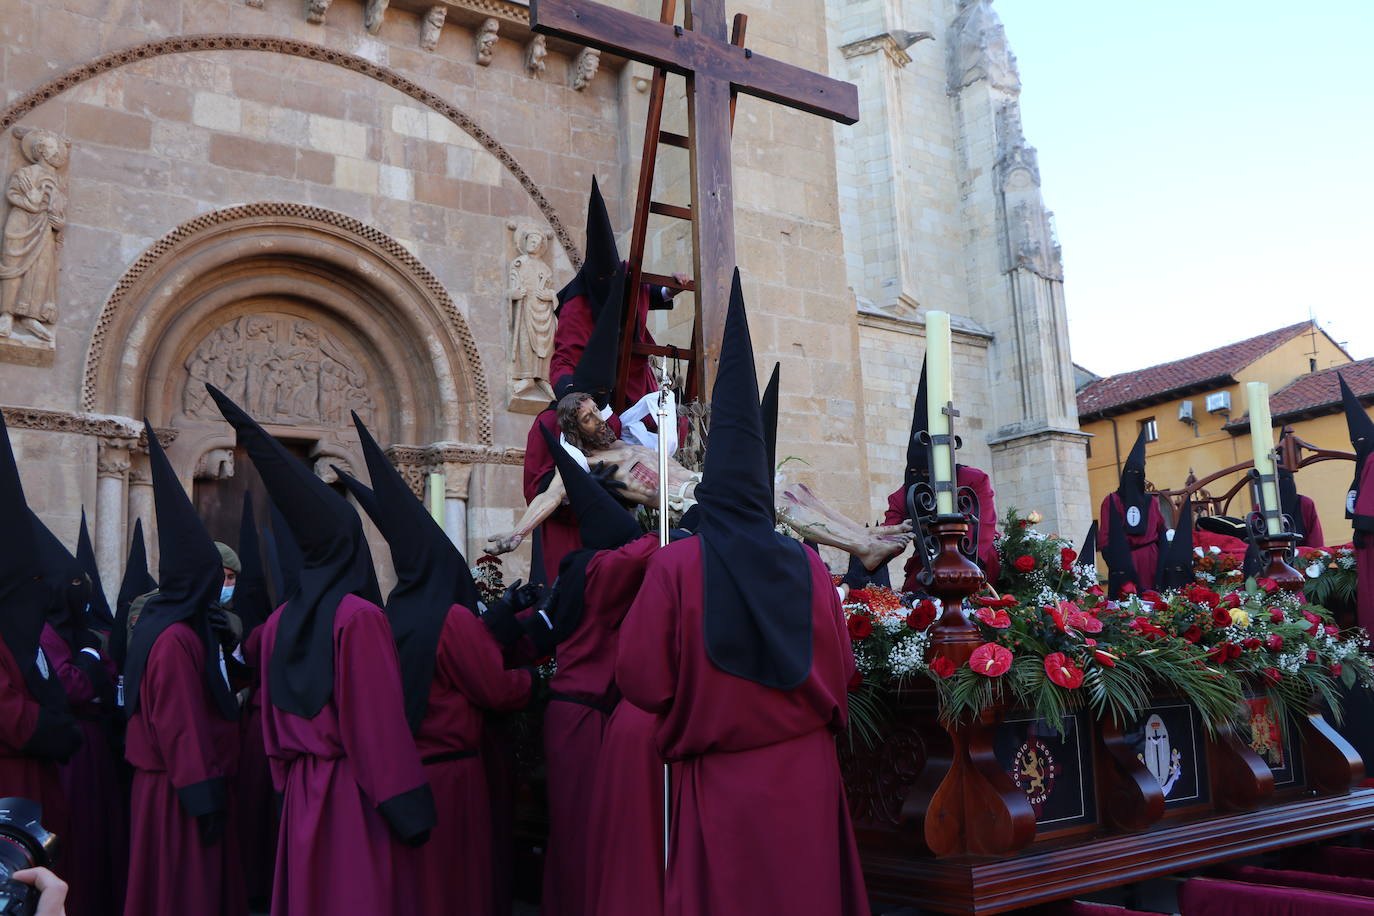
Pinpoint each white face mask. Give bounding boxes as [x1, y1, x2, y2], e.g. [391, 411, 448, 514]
[219, 585, 235, 604]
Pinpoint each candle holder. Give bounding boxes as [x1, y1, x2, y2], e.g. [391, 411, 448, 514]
[1245, 511, 1303, 593]
[907, 483, 985, 665]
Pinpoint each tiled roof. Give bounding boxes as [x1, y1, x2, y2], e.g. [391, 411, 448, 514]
[1225, 356, 1374, 430]
[1076, 322, 1314, 420]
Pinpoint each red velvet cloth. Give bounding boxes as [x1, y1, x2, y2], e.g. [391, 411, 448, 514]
[586, 702, 666, 916]
[616, 538, 869, 916]
[1297, 844, 1374, 878]
[1195, 528, 1249, 558]
[1219, 864, 1374, 898]
[1098, 492, 1169, 592]
[543, 535, 659, 916]
[399, 605, 531, 916]
[258, 596, 430, 915]
[1062, 903, 1162, 916]
[883, 466, 1001, 588]
[123, 622, 245, 916]
[1179, 877, 1374, 916]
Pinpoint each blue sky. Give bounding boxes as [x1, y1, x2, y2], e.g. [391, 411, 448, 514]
[994, 0, 1373, 376]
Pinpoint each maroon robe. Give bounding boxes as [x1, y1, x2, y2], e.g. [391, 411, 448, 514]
[235, 626, 276, 905]
[399, 605, 532, 915]
[1098, 492, 1168, 592]
[0, 637, 67, 843]
[40, 624, 122, 916]
[258, 594, 431, 915]
[884, 466, 1000, 589]
[1352, 460, 1374, 632]
[551, 283, 662, 408]
[586, 701, 666, 916]
[544, 533, 659, 916]
[523, 410, 622, 585]
[616, 539, 869, 916]
[1298, 495, 1325, 548]
[123, 622, 245, 916]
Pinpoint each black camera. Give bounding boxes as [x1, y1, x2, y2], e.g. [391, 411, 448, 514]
[0, 798, 58, 916]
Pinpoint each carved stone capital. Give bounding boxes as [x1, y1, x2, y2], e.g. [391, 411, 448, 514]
[441, 461, 473, 500]
[364, 0, 390, 33]
[127, 461, 151, 486]
[97, 438, 134, 479]
[839, 31, 931, 69]
[305, 0, 332, 25]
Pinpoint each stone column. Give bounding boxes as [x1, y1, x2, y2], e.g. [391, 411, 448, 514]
[441, 461, 473, 552]
[127, 456, 155, 577]
[96, 438, 133, 601]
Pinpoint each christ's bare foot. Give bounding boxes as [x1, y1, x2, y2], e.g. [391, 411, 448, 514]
[857, 532, 912, 573]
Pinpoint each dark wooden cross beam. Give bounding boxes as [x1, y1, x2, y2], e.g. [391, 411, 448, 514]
[531, 0, 859, 390]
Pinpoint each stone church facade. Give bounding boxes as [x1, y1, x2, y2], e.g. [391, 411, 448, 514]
[0, 0, 1087, 590]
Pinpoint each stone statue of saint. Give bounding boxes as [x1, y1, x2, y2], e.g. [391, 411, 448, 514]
[0, 128, 69, 345]
[506, 222, 556, 402]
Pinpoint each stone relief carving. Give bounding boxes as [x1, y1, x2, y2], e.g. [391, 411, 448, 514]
[313, 454, 351, 484]
[421, 6, 448, 52]
[305, 0, 332, 25]
[473, 17, 497, 63]
[364, 0, 389, 33]
[506, 221, 556, 406]
[245, 0, 264, 7]
[182, 314, 376, 428]
[571, 47, 600, 91]
[97, 438, 133, 479]
[949, 0, 1021, 94]
[194, 448, 235, 481]
[996, 101, 1039, 186]
[1008, 200, 1063, 281]
[525, 35, 547, 77]
[0, 127, 69, 354]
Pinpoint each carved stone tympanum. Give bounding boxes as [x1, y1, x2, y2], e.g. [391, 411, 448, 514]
[506, 221, 556, 410]
[0, 127, 68, 359]
[182, 314, 376, 427]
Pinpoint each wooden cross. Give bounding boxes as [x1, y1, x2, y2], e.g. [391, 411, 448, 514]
[531, 0, 859, 390]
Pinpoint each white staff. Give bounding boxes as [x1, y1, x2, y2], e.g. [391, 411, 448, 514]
[654, 360, 673, 869]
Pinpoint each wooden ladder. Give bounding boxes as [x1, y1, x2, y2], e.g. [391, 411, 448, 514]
[614, 0, 747, 412]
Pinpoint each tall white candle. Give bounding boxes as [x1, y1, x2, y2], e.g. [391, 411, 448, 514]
[926, 311, 955, 514]
[428, 471, 445, 524]
[1246, 382, 1282, 536]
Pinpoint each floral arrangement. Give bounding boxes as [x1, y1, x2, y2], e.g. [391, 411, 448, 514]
[1193, 545, 1245, 587]
[837, 509, 1373, 742]
[1299, 544, 1359, 611]
[472, 553, 506, 605]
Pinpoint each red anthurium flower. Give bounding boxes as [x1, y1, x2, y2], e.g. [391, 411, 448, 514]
[969, 643, 1013, 677]
[1331, 663, 1344, 678]
[1325, 624, 1339, 637]
[1242, 638, 1262, 651]
[1263, 667, 1282, 685]
[1044, 652, 1085, 689]
[975, 595, 1017, 609]
[930, 656, 957, 679]
[847, 615, 873, 640]
[1131, 617, 1166, 640]
[1307, 650, 1318, 663]
[1182, 625, 1203, 644]
[1257, 577, 1279, 593]
[1266, 634, 1284, 651]
[1060, 547, 1078, 569]
[1092, 649, 1118, 668]
[1210, 607, 1232, 628]
[1087, 584, 1106, 597]
[975, 606, 1012, 629]
[1047, 604, 1067, 631]
[1013, 555, 1037, 573]
[1067, 609, 1104, 634]
[907, 599, 938, 631]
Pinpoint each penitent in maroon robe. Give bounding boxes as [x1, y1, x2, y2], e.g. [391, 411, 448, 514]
[1298, 495, 1325, 548]
[616, 538, 870, 916]
[0, 638, 68, 842]
[544, 533, 659, 916]
[235, 626, 276, 906]
[259, 594, 432, 915]
[124, 622, 245, 916]
[586, 701, 666, 916]
[884, 465, 1000, 589]
[1352, 461, 1374, 633]
[40, 624, 123, 916]
[551, 282, 664, 408]
[1098, 492, 1168, 592]
[399, 605, 532, 915]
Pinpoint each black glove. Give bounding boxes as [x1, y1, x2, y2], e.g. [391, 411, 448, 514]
[196, 809, 226, 847]
[207, 606, 242, 653]
[505, 579, 545, 612]
[588, 462, 628, 499]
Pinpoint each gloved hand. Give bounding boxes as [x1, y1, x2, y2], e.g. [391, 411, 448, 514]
[589, 461, 627, 498]
[196, 810, 226, 847]
[503, 579, 545, 613]
[207, 606, 242, 653]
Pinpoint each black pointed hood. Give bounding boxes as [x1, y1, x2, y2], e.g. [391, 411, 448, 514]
[75, 509, 113, 628]
[1117, 428, 1151, 536]
[30, 512, 91, 651]
[0, 413, 69, 722]
[113, 518, 157, 673]
[1078, 521, 1098, 573]
[1338, 372, 1374, 518]
[207, 384, 381, 719]
[1104, 503, 1139, 600]
[124, 420, 236, 720]
[904, 357, 930, 488]
[555, 176, 621, 317]
[234, 494, 275, 635]
[761, 362, 780, 517]
[1157, 497, 1195, 591]
[540, 425, 641, 550]
[1276, 465, 1306, 540]
[349, 414, 483, 733]
[553, 262, 628, 407]
[695, 270, 813, 690]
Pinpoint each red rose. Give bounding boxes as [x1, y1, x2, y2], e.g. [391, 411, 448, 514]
[1014, 555, 1037, 573]
[930, 656, 957, 679]
[1242, 638, 1262, 651]
[969, 643, 1013, 677]
[907, 599, 938, 631]
[1266, 634, 1284, 651]
[1044, 652, 1085, 689]
[1092, 649, 1118, 668]
[1263, 667, 1282, 685]
[1087, 584, 1106, 597]
[847, 588, 871, 604]
[1182, 625, 1204, 644]
[1331, 663, 1344, 678]
[1060, 547, 1078, 570]
[1257, 577, 1279, 593]
[847, 670, 864, 690]
[975, 606, 1012, 629]
[1307, 650, 1318, 663]
[1186, 586, 1221, 609]
[1209, 642, 1241, 663]
[1211, 607, 1232, 628]
[1269, 609, 1285, 624]
[847, 615, 873, 641]
[1307, 621, 1321, 638]
[1140, 589, 1162, 604]
[1302, 610, 1322, 624]
[1121, 582, 1138, 596]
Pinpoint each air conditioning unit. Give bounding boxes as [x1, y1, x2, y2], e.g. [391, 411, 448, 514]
[1178, 400, 1195, 421]
[1205, 391, 1231, 414]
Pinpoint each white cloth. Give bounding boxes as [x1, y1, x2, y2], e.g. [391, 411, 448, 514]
[617, 389, 678, 456]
